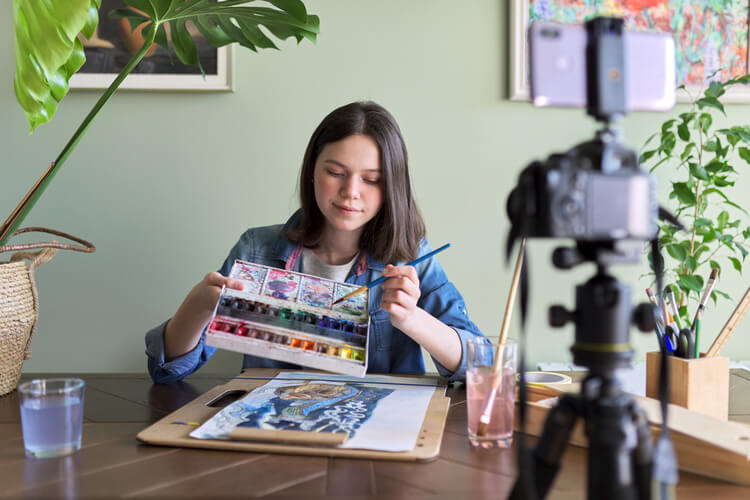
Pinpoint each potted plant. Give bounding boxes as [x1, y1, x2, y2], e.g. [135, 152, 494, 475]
[640, 76, 750, 326]
[0, 0, 319, 395]
[2, 0, 320, 245]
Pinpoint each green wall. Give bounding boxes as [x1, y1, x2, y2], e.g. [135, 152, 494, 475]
[3, 1, 748, 375]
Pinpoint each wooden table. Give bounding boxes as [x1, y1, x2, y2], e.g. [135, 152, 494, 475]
[2, 370, 750, 499]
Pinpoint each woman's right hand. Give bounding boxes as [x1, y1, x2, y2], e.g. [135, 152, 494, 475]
[188, 272, 245, 311]
[163, 272, 244, 360]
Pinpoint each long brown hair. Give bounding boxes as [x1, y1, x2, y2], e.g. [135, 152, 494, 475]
[286, 101, 425, 263]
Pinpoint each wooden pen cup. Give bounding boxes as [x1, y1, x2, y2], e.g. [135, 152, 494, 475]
[645, 351, 729, 420]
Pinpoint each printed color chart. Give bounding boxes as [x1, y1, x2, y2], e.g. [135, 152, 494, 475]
[206, 260, 369, 376]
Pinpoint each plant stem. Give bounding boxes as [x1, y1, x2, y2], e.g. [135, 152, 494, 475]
[0, 24, 158, 247]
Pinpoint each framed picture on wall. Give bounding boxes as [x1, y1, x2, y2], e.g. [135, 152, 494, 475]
[510, 0, 750, 103]
[70, 0, 233, 91]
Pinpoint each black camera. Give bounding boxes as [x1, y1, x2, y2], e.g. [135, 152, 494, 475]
[507, 132, 658, 243]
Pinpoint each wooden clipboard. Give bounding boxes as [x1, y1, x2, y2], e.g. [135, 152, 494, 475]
[137, 369, 450, 462]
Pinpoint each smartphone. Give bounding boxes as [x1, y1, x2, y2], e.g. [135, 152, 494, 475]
[528, 20, 676, 111]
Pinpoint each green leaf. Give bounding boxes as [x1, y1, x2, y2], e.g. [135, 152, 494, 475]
[730, 257, 742, 272]
[689, 162, 709, 180]
[13, 0, 99, 132]
[639, 149, 657, 164]
[739, 147, 750, 165]
[679, 112, 696, 124]
[704, 139, 719, 152]
[738, 243, 749, 259]
[685, 255, 698, 272]
[718, 128, 741, 147]
[666, 244, 687, 261]
[705, 80, 726, 99]
[678, 273, 704, 293]
[735, 126, 750, 143]
[660, 131, 676, 154]
[718, 210, 729, 230]
[672, 182, 696, 205]
[713, 176, 734, 187]
[713, 289, 731, 300]
[661, 119, 676, 134]
[698, 112, 713, 133]
[170, 19, 201, 69]
[697, 96, 725, 115]
[677, 122, 690, 141]
[680, 142, 696, 161]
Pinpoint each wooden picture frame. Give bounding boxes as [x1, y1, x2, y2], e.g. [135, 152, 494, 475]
[509, 0, 750, 103]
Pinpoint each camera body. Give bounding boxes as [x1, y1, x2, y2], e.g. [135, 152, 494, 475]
[508, 135, 657, 242]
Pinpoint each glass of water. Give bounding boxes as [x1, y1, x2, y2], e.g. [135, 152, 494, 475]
[466, 339, 517, 448]
[18, 378, 85, 458]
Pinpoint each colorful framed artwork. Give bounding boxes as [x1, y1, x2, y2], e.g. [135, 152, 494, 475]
[69, 0, 233, 91]
[510, 0, 750, 103]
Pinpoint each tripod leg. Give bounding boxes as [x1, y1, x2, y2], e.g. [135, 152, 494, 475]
[510, 394, 579, 500]
[632, 404, 653, 500]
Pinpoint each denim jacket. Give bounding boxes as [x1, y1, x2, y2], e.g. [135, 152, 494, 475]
[145, 211, 486, 383]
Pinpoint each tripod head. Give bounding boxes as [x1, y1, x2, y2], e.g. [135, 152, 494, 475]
[548, 242, 656, 374]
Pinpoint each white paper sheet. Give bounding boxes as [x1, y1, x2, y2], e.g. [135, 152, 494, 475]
[190, 372, 440, 452]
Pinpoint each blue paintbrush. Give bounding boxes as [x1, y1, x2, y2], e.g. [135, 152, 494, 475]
[332, 243, 451, 305]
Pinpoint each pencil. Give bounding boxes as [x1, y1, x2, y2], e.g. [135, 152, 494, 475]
[331, 243, 451, 305]
[476, 238, 525, 438]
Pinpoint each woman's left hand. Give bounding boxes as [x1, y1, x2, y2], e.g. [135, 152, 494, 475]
[379, 264, 421, 331]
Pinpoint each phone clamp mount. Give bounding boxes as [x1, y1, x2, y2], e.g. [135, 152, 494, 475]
[508, 17, 673, 500]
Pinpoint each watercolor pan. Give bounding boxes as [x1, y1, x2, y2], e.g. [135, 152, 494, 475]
[206, 259, 370, 377]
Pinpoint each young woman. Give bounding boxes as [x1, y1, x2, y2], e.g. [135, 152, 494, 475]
[145, 101, 485, 383]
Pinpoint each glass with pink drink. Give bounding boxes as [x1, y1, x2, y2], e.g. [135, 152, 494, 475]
[466, 338, 517, 448]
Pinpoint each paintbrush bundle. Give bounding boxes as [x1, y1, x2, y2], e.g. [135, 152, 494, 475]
[206, 260, 369, 376]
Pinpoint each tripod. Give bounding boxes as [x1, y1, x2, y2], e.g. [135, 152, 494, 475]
[511, 244, 657, 500]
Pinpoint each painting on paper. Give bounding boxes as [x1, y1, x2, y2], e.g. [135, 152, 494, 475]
[332, 284, 368, 317]
[262, 269, 302, 301]
[299, 277, 335, 308]
[229, 263, 268, 295]
[192, 380, 393, 439]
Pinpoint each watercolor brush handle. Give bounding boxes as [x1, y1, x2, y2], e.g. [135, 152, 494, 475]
[706, 286, 750, 357]
[692, 268, 719, 325]
[332, 243, 451, 305]
[476, 238, 525, 437]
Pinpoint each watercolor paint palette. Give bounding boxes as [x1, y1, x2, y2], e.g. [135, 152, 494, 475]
[206, 260, 369, 376]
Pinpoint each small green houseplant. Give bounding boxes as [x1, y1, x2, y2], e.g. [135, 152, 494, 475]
[640, 76, 750, 326]
[1, 0, 319, 246]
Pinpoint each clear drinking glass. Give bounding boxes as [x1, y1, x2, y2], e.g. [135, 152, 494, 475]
[18, 378, 85, 458]
[466, 338, 517, 448]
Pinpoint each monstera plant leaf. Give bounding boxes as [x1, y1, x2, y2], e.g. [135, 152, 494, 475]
[2, 0, 319, 246]
[14, 0, 101, 132]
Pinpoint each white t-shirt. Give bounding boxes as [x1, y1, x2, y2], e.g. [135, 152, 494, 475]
[301, 247, 358, 282]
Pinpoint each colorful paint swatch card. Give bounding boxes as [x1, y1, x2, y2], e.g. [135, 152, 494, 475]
[206, 260, 369, 377]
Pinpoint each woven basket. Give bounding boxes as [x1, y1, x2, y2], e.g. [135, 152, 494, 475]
[0, 227, 94, 396]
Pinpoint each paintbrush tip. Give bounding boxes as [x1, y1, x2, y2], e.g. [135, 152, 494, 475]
[710, 268, 719, 279]
[476, 421, 488, 438]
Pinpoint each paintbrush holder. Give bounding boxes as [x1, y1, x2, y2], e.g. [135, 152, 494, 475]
[645, 351, 729, 420]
